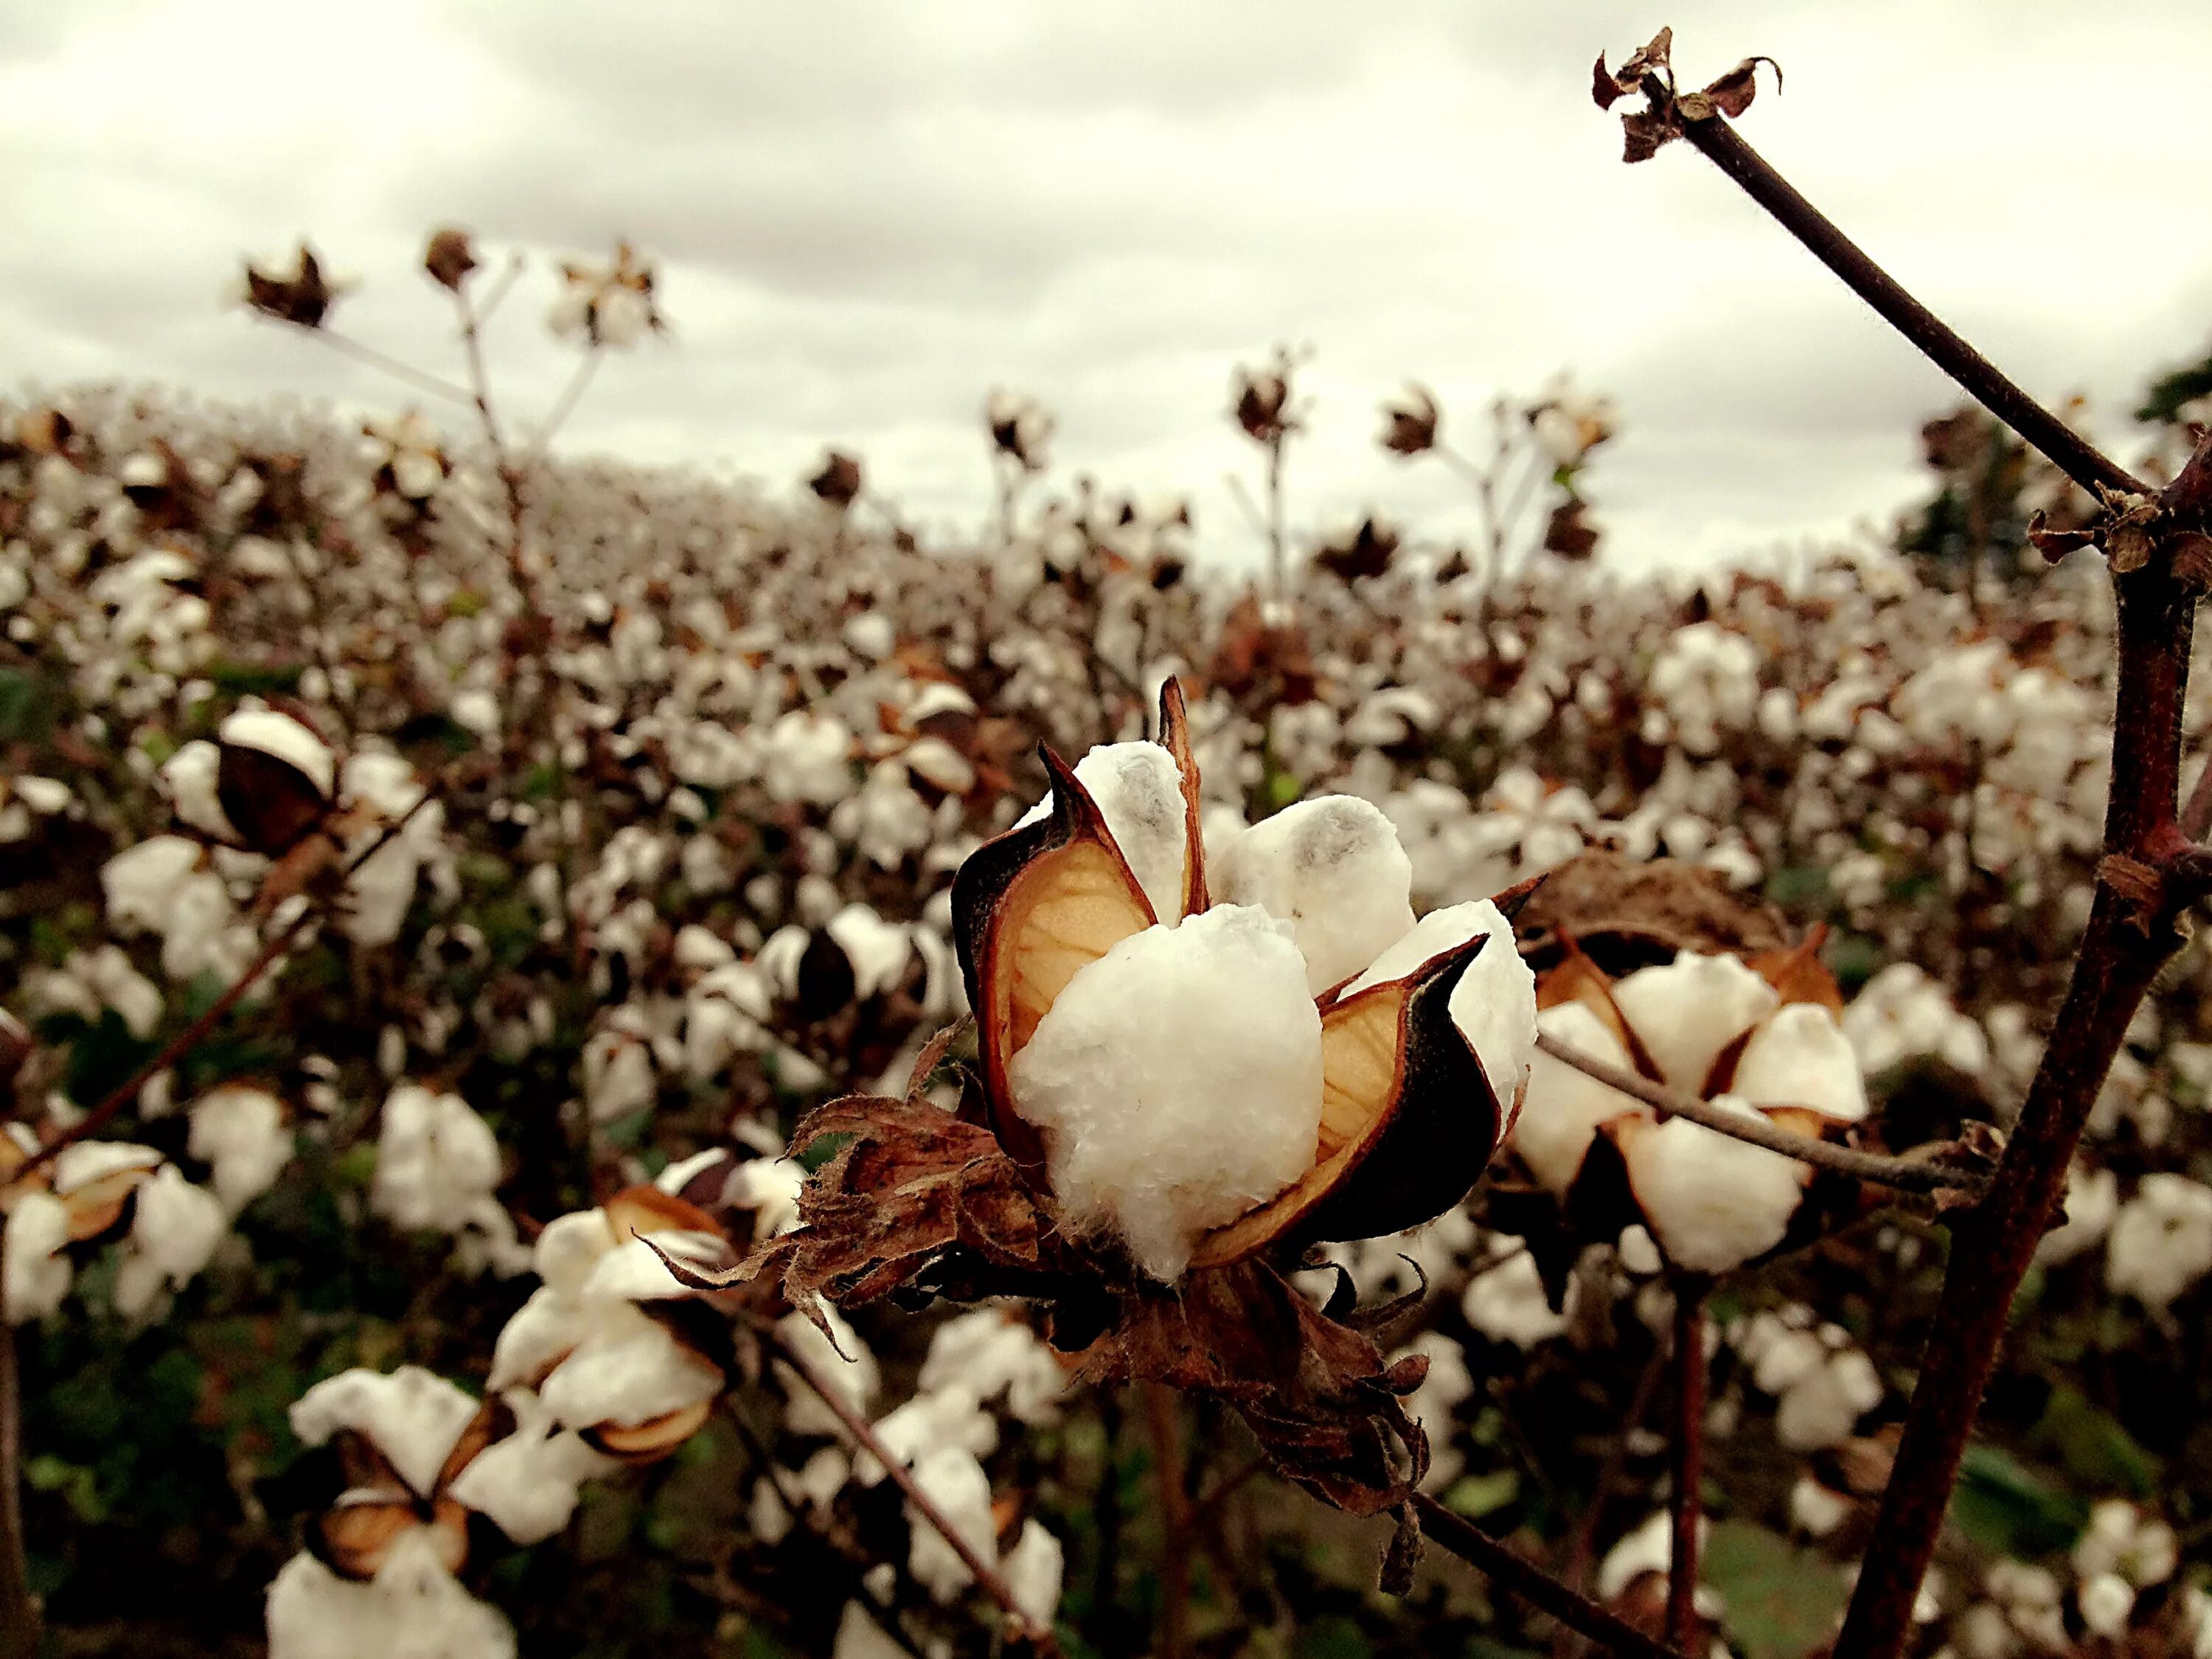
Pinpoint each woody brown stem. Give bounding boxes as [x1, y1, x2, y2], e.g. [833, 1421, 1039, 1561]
[1142, 1384, 1192, 1659]
[0, 1318, 33, 1659]
[762, 1324, 1060, 1654]
[1610, 66, 2204, 1659]
[1532, 1032, 1984, 1196]
[1666, 1283, 1706, 1652]
[1411, 1495, 1685, 1659]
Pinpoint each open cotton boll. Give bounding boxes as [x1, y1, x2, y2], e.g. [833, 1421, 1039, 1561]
[290, 1366, 483, 1498]
[1214, 795, 1415, 992]
[188, 1084, 293, 1214]
[265, 1531, 516, 1659]
[832, 1602, 908, 1659]
[1730, 1003, 1868, 1121]
[445, 1391, 617, 1544]
[487, 1287, 589, 1392]
[823, 903, 914, 999]
[1614, 1096, 1810, 1273]
[1008, 903, 1323, 1281]
[906, 1445, 999, 1602]
[3, 1189, 72, 1324]
[1014, 741, 1191, 923]
[1001, 1520, 1066, 1627]
[532, 1208, 619, 1298]
[1513, 1001, 1639, 1194]
[538, 1301, 723, 1430]
[852, 1384, 998, 1484]
[1610, 951, 1778, 1094]
[160, 740, 235, 840]
[113, 1164, 227, 1318]
[1343, 900, 1537, 1103]
[221, 708, 335, 799]
[918, 1309, 1066, 1424]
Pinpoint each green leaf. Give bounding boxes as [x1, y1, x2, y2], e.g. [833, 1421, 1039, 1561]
[2027, 1388, 2160, 1498]
[1952, 1443, 2089, 1558]
[1442, 1469, 1520, 1520]
[1703, 1519, 1848, 1659]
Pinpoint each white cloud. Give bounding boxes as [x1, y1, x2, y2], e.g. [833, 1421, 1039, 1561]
[4, 0, 2209, 571]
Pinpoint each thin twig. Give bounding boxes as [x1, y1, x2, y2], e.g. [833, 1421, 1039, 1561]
[1533, 1031, 1986, 1197]
[18, 787, 442, 1179]
[760, 1323, 1060, 1654]
[1411, 1494, 1685, 1659]
[1660, 91, 2144, 501]
[306, 329, 478, 409]
[0, 1319, 34, 1659]
[452, 291, 509, 462]
[1554, 1344, 1667, 1659]
[528, 349, 603, 461]
[1665, 1283, 1706, 1652]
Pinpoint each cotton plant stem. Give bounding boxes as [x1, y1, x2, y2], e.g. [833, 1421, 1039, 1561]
[1665, 1284, 1707, 1652]
[1531, 1032, 1984, 1197]
[1554, 1345, 1668, 1659]
[1655, 84, 2144, 501]
[1141, 1383, 1192, 1659]
[761, 1325, 1061, 1654]
[1614, 72, 2207, 1659]
[308, 329, 479, 410]
[18, 787, 442, 1180]
[1410, 1494, 1686, 1659]
[0, 1318, 34, 1659]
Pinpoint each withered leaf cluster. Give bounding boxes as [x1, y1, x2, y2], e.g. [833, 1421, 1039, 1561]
[1593, 28, 1778, 163]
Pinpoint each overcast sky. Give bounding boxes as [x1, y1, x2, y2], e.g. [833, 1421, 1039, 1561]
[7, 1, 2212, 571]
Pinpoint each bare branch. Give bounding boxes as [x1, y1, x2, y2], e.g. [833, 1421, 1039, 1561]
[1532, 1031, 1987, 1197]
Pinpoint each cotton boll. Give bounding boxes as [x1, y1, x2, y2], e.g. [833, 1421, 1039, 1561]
[221, 707, 335, 799]
[852, 1385, 998, 1484]
[265, 1531, 516, 1659]
[186, 1085, 293, 1214]
[446, 1391, 618, 1545]
[290, 1367, 483, 1498]
[1214, 795, 1415, 992]
[2105, 1174, 2212, 1308]
[1462, 1248, 1566, 1349]
[2079, 1574, 2135, 1639]
[1610, 952, 1778, 1094]
[112, 1164, 227, 1318]
[1001, 1520, 1065, 1627]
[905, 1446, 998, 1602]
[1344, 900, 1537, 1105]
[1615, 1096, 1809, 1273]
[824, 904, 914, 999]
[1775, 1350, 1882, 1450]
[832, 1601, 908, 1659]
[1790, 1475, 1852, 1538]
[1008, 904, 1323, 1281]
[1513, 1001, 1639, 1194]
[1730, 1003, 1869, 1122]
[3, 1189, 72, 1324]
[917, 1309, 1066, 1424]
[538, 1301, 723, 1430]
[1073, 742, 1191, 924]
[372, 1085, 502, 1235]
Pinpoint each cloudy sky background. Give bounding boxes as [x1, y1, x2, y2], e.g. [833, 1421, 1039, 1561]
[6, 1, 2211, 571]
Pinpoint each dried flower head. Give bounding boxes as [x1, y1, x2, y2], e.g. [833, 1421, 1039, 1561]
[808, 449, 864, 510]
[239, 243, 352, 330]
[985, 388, 1055, 473]
[1231, 349, 1301, 445]
[1378, 383, 1441, 457]
[422, 227, 479, 293]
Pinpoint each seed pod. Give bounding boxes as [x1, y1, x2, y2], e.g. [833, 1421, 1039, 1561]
[216, 708, 335, 857]
[581, 1398, 714, 1464]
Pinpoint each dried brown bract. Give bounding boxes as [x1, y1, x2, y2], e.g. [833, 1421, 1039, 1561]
[1593, 29, 1781, 163]
[808, 449, 864, 510]
[1377, 383, 1441, 457]
[422, 227, 479, 292]
[240, 243, 350, 330]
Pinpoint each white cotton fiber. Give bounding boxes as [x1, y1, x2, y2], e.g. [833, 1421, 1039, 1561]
[1730, 1002, 1868, 1121]
[1009, 902, 1323, 1281]
[1610, 951, 1778, 1093]
[1345, 900, 1537, 1105]
[1512, 1001, 1638, 1194]
[1615, 1096, 1809, 1273]
[1214, 794, 1415, 992]
[1016, 741, 1191, 923]
[288, 1366, 482, 1498]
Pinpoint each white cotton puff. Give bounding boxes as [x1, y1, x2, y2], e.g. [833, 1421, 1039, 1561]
[113, 1164, 227, 1318]
[1610, 951, 1778, 1095]
[1776, 1350, 1882, 1450]
[1213, 794, 1415, 992]
[1461, 1248, 1566, 1349]
[1001, 1519, 1065, 1627]
[1730, 1003, 1869, 1122]
[532, 1208, 619, 1298]
[905, 1445, 998, 1603]
[265, 1531, 516, 1659]
[289, 1366, 482, 1498]
[1790, 1475, 1852, 1538]
[102, 835, 204, 934]
[3, 1189, 72, 1324]
[1009, 903, 1323, 1281]
[1616, 1096, 1809, 1274]
[160, 740, 235, 840]
[579, 1234, 723, 1304]
[445, 1390, 617, 1544]
[832, 1601, 908, 1659]
[917, 1309, 1066, 1424]
[372, 1085, 503, 1236]
[852, 1385, 998, 1485]
[51, 1139, 163, 1194]
[2105, 1174, 2212, 1308]
[187, 1085, 293, 1214]
[220, 708, 335, 799]
[1074, 742, 1191, 925]
[824, 903, 914, 999]
[1344, 898, 1537, 1107]
[538, 1301, 723, 1430]
[1512, 1001, 1638, 1194]
[775, 1307, 880, 1437]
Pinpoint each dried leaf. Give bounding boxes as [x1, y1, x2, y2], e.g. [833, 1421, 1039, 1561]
[1621, 107, 1682, 164]
[2025, 508, 2097, 563]
[1701, 56, 1779, 119]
